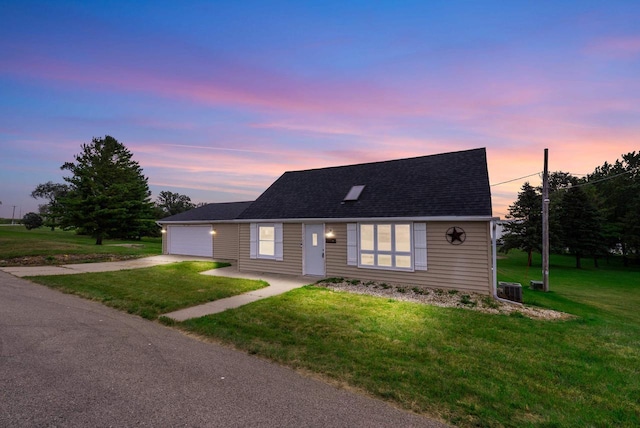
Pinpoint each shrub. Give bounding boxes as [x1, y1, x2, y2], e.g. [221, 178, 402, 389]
[319, 277, 344, 284]
[460, 294, 476, 306]
[23, 212, 44, 230]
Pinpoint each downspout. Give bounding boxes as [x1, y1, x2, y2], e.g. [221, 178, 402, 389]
[492, 219, 523, 306]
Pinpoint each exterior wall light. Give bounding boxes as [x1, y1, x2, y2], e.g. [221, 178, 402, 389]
[161, 229, 167, 234]
[325, 229, 335, 238]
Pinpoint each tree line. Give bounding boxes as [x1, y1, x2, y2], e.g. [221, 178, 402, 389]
[24, 136, 201, 244]
[501, 151, 640, 267]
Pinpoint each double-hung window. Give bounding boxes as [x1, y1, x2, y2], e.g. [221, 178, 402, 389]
[258, 224, 275, 258]
[250, 223, 284, 261]
[359, 223, 413, 270]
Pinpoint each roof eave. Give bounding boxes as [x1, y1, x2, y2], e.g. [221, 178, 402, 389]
[157, 220, 239, 224]
[234, 215, 497, 223]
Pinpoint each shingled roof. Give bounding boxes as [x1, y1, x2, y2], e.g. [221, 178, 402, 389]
[238, 148, 492, 220]
[159, 201, 253, 222]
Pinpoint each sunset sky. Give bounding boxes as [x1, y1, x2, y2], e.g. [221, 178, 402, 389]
[1, 1, 638, 220]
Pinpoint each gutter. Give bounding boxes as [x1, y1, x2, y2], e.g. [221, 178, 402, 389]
[233, 215, 497, 224]
[157, 216, 496, 225]
[492, 219, 523, 306]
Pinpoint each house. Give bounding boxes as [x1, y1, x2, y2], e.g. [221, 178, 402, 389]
[158, 148, 497, 295]
[159, 201, 252, 258]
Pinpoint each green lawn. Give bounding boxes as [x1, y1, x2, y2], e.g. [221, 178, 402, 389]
[0, 225, 161, 264]
[28, 262, 268, 319]
[178, 252, 640, 427]
[10, 226, 639, 426]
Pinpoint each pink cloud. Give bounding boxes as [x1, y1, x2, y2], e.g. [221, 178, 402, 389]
[585, 36, 640, 59]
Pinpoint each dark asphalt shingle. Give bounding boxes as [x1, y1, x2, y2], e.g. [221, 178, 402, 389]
[238, 148, 492, 219]
[159, 201, 253, 222]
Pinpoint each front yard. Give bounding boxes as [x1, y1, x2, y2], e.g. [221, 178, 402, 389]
[178, 252, 640, 427]
[28, 262, 267, 319]
[14, 239, 640, 427]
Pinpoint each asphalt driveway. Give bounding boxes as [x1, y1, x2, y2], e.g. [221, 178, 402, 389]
[0, 272, 447, 427]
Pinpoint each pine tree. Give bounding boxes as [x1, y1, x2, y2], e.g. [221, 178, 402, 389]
[501, 182, 542, 266]
[589, 152, 640, 265]
[557, 186, 604, 268]
[59, 136, 153, 244]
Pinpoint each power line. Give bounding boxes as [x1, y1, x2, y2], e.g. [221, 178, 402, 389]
[561, 167, 639, 191]
[492, 167, 638, 191]
[491, 172, 542, 187]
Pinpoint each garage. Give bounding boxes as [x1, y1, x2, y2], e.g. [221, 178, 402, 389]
[167, 225, 212, 257]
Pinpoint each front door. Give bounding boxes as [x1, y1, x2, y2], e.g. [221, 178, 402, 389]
[304, 224, 325, 276]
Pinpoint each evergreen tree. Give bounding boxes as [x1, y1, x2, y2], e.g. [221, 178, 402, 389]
[23, 212, 43, 230]
[59, 136, 154, 244]
[589, 152, 640, 265]
[501, 182, 542, 266]
[546, 172, 580, 254]
[556, 186, 604, 268]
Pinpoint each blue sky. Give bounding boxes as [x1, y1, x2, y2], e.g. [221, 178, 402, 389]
[1, 0, 639, 219]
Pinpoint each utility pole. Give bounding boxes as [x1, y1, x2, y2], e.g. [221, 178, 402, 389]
[11, 205, 16, 225]
[542, 149, 550, 292]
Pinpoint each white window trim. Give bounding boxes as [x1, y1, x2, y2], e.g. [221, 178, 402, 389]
[347, 223, 358, 266]
[258, 223, 276, 259]
[357, 223, 414, 272]
[250, 223, 284, 261]
[414, 222, 428, 271]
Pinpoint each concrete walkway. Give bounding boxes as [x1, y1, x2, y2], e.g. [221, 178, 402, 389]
[162, 266, 313, 321]
[1, 255, 315, 321]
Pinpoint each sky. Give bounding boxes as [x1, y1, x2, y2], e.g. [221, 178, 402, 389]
[1, 0, 639, 220]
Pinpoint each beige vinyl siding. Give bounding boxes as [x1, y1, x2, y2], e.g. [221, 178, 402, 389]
[162, 229, 168, 254]
[212, 223, 239, 260]
[238, 223, 303, 275]
[325, 221, 492, 294]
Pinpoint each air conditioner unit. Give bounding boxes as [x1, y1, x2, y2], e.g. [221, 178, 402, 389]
[498, 282, 523, 303]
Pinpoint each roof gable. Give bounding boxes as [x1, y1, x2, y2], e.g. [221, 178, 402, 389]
[238, 148, 492, 220]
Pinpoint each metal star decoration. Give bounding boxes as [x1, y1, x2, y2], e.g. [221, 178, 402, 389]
[446, 227, 466, 245]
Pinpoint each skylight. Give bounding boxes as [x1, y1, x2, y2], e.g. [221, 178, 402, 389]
[343, 185, 365, 201]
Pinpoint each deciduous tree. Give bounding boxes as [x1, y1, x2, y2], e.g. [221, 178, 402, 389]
[155, 190, 195, 217]
[31, 181, 69, 231]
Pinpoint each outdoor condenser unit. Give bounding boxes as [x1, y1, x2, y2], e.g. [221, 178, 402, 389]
[498, 282, 523, 303]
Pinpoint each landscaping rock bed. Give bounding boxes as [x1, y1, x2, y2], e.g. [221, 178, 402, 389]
[316, 278, 571, 320]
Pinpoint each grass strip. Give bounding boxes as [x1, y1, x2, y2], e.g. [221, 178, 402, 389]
[28, 261, 267, 320]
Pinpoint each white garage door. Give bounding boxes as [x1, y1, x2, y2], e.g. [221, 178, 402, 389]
[167, 225, 213, 257]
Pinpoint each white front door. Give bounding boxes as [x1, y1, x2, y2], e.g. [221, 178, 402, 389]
[304, 224, 325, 276]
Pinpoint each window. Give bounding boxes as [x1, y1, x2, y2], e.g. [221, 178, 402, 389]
[258, 225, 275, 257]
[343, 185, 366, 201]
[359, 223, 413, 270]
[250, 223, 283, 260]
